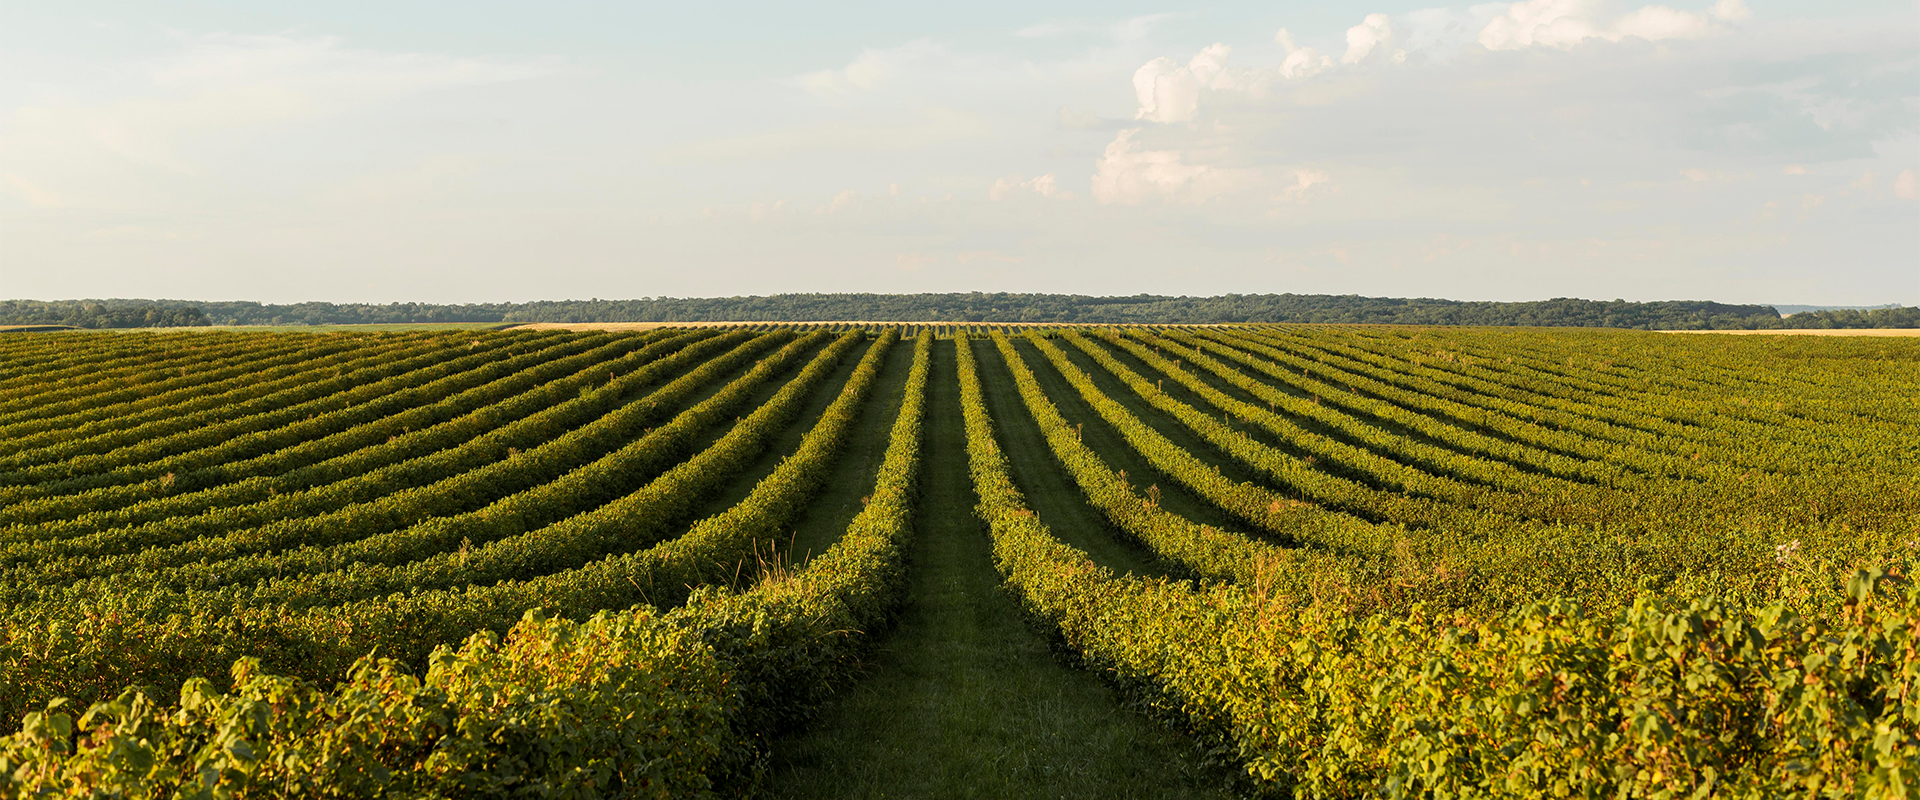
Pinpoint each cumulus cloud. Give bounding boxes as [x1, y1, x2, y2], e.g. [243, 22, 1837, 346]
[749, 200, 787, 222]
[990, 173, 1069, 200]
[1275, 29, 1333, 79]
[1710, 0, 1752, 22]
[1477, 0, 1743, 50]
[1133, 11, 1430, 123]
[818, 189, 860, 214]
[1477, 0, 1605, 50]
[1897, 169, 1918, 201]
[1613, 6, 1713, 41]
[1132, 44, 1236, 123]
[1091, 129, 1220, 204]
[1342, 14, 1402, 64]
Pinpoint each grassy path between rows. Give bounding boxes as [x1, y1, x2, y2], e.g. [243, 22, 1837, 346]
[1019, 337, 1257, 537]
[766, 340, 1231, 799]
[786, 337, 917, 566]
[674, 336, 855, 529]
[978, 338, 1170, 578]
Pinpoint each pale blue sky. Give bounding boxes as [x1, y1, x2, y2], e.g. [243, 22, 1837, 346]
[2, 1, 1914, 304]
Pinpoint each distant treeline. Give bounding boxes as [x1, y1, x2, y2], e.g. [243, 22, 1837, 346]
[3, 295, 1916, 330]
[0, 300, 208, 329]
[197, 301, 516, 326]
[1775, 306, 1920, 329]
[504, 294, 1920, 329]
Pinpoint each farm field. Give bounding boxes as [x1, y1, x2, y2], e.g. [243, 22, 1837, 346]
[1659, 328, 1920, 337]
[0, 324, 1912, 798]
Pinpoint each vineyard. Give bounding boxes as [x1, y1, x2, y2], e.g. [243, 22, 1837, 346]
[0, 324, 1912, 798]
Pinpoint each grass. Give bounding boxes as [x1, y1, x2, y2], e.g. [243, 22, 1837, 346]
[766, 340, 1235, 799]
[668, 336, 862, 546]
[784, 337, 917, 567]
[1015, 337, 1256, 537]
[975, 338, 1169, 578]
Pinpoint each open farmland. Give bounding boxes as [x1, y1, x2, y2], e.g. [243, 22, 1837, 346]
[0, 325, 1913, 797]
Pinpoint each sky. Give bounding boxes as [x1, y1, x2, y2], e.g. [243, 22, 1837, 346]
[0, 0, 1915, 305]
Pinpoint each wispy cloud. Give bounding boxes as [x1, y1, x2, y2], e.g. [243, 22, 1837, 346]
[0, 33, 551, 210]
[1014, 13, 1190, 43]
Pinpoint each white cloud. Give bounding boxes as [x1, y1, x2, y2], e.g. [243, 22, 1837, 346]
[1091, 129, 1219, 204]
[1478, 0, 1606, 50]
[1275, 29, 1333, 79]
[1274, 169, 1330, 204]
[1850, 171, 1876, 191]
[5, 5, 1910, 307]
[146, 34, 545, 98]
[1710, 0, 1752, 22]
[749, 200, 787, 222]
[0, 34, 548, 212]
[1343, 14, 1399, 64]
[793, 44, 933, 96]
[990, 173, 1069, 200]
[1613, 6, 1713, 41]
[1012, 20, 1081, 39]
[1015, 13, 1185, 42]
[818, 189, 860, 214]
[1112, 14, 1187, 43]
[1477, 0, 1741, 50]
[1132, 44, 1235, 123]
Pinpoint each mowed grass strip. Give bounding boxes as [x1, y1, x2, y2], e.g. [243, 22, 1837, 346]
[674, 334, 869, 530]
[974, 337, 1169, 578]
[1014, 335, 1260, 538]
[766, 339, 1232, 799]
[784, 333, 918, 566]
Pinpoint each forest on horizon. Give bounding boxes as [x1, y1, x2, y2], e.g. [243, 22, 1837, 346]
[3, 293, 1917, 331]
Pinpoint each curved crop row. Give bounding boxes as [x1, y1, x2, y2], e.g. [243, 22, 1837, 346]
[0, 335, 394, 455]
[0, 331, 864, 718]
[986, 333, 1324, 586]
[0, 330, 675, 528]
[1185, 327, 1699, 490]
[1053, 331, 1565, 538]
[998, 333, 1403, 558]
[0, 333, 331, 425]
[0, 334, 528, 482]
[960, 330, 1916, 798]
[0, 329, 791, 591]
[1114, 329, 1624, 520]
[0, 331, 937, 799]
